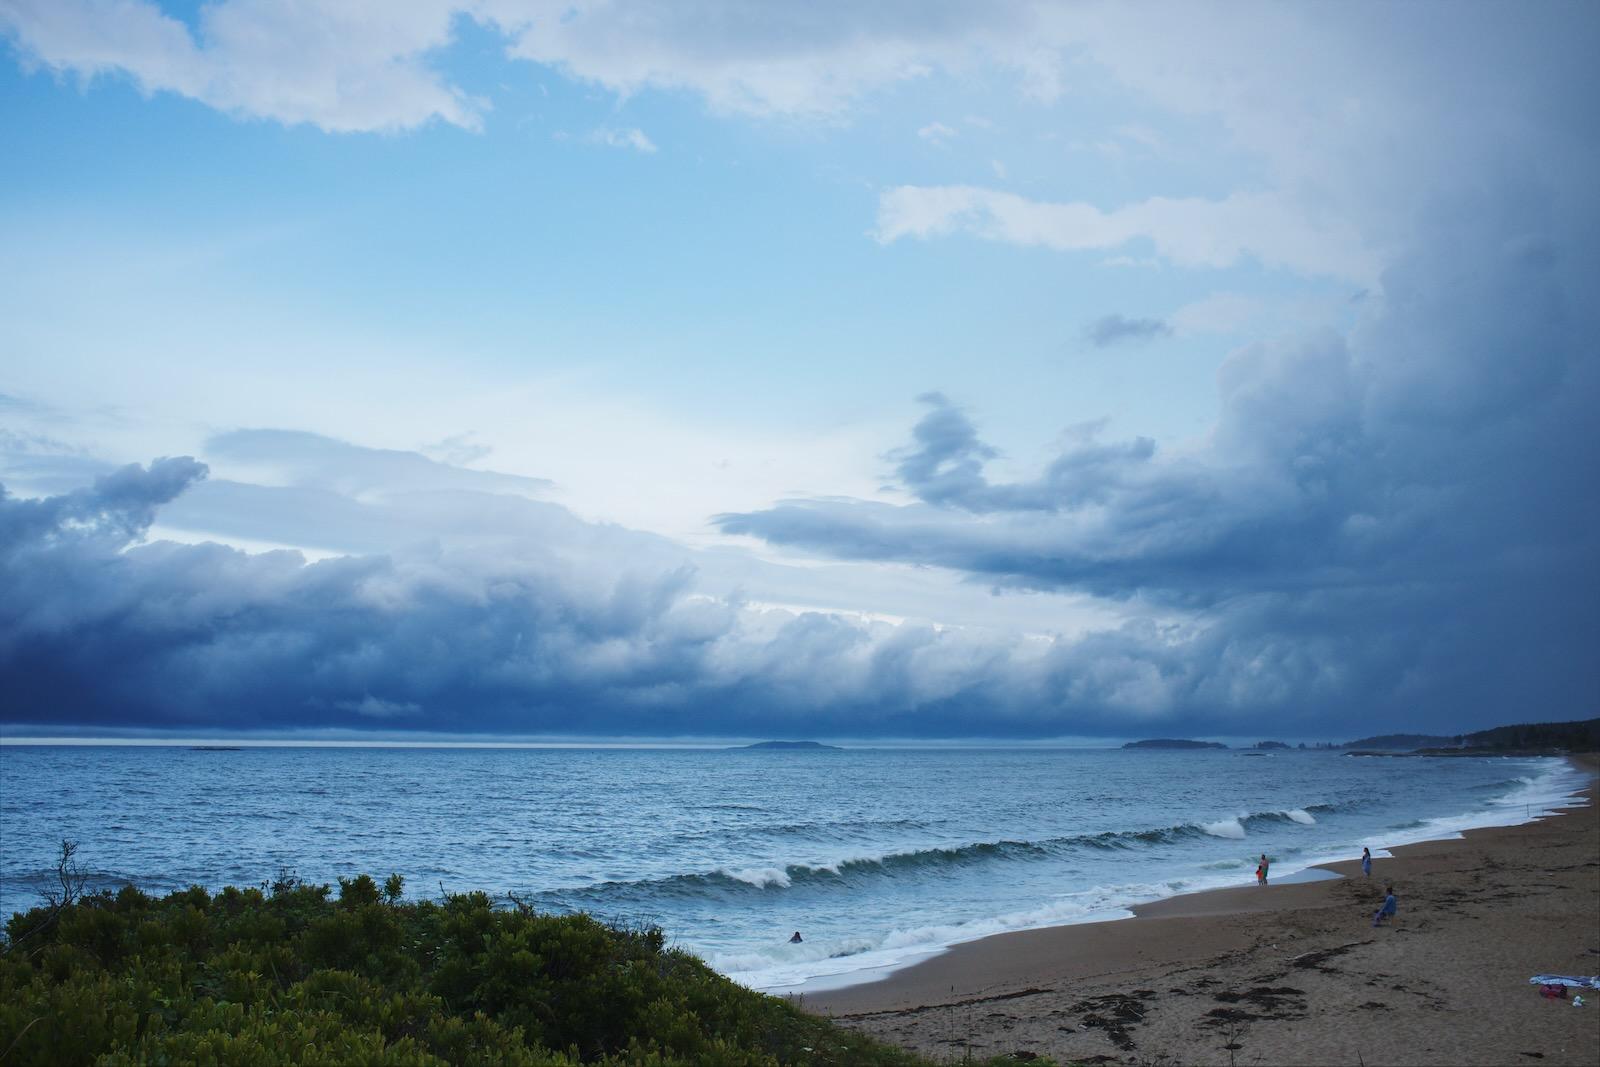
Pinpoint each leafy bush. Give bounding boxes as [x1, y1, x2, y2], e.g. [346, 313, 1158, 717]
[1, 869, 1007, 1066]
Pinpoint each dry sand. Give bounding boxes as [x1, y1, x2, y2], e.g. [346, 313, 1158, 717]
[800, 757, 1600, 1066]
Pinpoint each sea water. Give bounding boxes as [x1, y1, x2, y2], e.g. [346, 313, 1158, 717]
[0, 745, 1585, 991]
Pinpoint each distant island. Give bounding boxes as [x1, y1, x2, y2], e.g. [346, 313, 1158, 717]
[1252, 740, 1291, 750]
[737, 740, 841, 750]
[1123, 738, 1229, 750]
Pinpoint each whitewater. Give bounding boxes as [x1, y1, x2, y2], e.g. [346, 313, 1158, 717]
[0, 744, 1586, 991]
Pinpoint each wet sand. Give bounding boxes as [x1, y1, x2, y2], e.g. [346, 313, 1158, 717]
[800, 757, 1600, 1065]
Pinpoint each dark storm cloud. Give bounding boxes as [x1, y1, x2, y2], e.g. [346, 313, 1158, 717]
[719, 189, 1600, 733]
[2, 448, 1188, 738]
[5, 200, 1596, 741]
[888, 393, 1156, 514]
[1083, 314, 1172, 348]
[0, 456, 207, 552]
[722, 374, 1354, 608]
[9, 187, 1597, 741]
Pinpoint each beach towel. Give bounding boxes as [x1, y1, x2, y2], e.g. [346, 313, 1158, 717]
[1528, 975, 1600, 989]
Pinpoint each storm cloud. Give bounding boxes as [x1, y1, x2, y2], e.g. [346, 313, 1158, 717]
[10, 180, 1600, 741]
[4, 204, 1596, 742]
[719, 191, 1600, 731]
[2, 3, 1595, 742]
[0, 445, 1211, 739]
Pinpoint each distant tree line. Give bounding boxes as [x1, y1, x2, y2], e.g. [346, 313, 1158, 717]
[1340, 717, 1599, 753]
[1340, 733, 1461, 751]
[1456, 716, 1600, 752]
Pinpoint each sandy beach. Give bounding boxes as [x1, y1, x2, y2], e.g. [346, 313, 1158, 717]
[801, 757, 1600, 1066]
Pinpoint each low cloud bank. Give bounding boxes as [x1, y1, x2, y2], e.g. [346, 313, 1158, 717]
[1, 450, 1234, 738]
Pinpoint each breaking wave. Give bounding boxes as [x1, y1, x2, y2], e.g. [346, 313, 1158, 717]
[538, 803, 1349, 907]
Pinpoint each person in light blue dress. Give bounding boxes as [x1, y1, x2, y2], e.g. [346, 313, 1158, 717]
[1361, 847, 1372, 878]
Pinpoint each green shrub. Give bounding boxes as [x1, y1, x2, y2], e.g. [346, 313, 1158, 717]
[0, 874, 991, 1066]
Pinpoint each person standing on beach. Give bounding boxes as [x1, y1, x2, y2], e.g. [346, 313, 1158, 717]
[1256, 853, 1270, 885]
[1361, 847, 1372, 878]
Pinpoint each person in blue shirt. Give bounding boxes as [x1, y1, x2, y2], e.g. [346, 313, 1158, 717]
[1372, 885, 1398, 926]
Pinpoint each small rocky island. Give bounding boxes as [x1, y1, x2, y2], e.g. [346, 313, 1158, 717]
[1122, 738, 1229, 750]
[737, 740, 841, 750]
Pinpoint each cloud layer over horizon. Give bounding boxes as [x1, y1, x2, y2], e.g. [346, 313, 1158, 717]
[0, 446, 1193, 739]
[2, 2, 1596, 741]
[7, 211, 1597, 745]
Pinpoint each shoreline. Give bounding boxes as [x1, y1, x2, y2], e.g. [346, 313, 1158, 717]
[799, 755, 1599, 1065]
[776, 754, 1585, 997]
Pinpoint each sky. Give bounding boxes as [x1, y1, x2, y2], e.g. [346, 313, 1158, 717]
[1, 1, 1596, 742]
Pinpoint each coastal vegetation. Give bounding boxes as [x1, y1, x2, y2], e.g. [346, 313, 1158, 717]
[1344, 717, 1600, 755]
[1, 851, 1031, 1066]
[1122, 717, 1600, 755]
[1339, 732, 1460, 750]
[1453, 716, 1600, 752]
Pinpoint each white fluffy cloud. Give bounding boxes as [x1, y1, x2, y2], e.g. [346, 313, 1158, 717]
[486, 0, 1048, 117]
[7, 1, 1590, 295]
[874, 185, 1379, 283]
[0, 0, 480, 132]
[586, 126, 657, 153]
[0, 0, 1047, 128]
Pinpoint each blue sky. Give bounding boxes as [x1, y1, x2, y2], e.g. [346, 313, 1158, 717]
[1, 1, 1596, 740]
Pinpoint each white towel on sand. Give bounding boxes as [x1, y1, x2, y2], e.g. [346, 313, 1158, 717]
[1528, 975, 1600, 988]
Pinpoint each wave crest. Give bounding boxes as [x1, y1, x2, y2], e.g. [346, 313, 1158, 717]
[538, 801, 1350, 908]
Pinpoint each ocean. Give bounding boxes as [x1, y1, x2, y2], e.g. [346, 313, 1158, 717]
[0, 744, 1584, 991]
